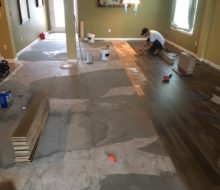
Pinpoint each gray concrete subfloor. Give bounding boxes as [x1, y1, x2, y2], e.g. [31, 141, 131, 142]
[17, 32, 118, 62]
[0, 38, 186, 189]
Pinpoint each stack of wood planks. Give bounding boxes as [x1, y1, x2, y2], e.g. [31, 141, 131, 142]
[11, 91, 49, 164]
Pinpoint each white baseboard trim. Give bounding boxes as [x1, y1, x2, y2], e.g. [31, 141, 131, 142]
[1, 56, 16, 62]
[202, 59, 220, 70]
[0, 62, 23, 85]
[165, 39, 199, 59]
[7, 59, 16, 62]
[97, 38, 145, 41]
[16, 38, 40, 57]
[67, 59, 78, 63]
[16, 31, 51, 57]
[165, 39, 220, 70]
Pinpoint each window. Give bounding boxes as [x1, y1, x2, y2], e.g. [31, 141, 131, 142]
[171, 0, 198, 34]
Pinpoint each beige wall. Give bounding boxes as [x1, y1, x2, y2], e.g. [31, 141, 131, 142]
[0, 0, 15, 59]
[78, 0, 170, 38]
[205, 0, 220, 66]
[7, 0, 49, 54]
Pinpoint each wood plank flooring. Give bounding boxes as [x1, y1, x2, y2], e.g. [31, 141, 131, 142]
[114, 41, 220, 190]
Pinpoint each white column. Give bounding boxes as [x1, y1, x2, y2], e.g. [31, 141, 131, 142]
[64, 0, 77, 63]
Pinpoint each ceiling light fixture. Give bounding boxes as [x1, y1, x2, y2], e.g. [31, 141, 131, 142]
[123, 0, 140, 15]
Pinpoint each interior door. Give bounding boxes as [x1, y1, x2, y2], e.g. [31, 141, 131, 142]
[49, 0, 65, 32]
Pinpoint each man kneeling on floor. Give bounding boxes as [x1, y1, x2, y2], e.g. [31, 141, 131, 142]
[139, 28, 165, 55]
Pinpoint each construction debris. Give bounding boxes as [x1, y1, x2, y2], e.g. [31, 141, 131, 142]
[11, 91, 49, 164]
[86, 52, 93, 64]
[22, 106, 27, 110]
[213, 123, 220, 130]
[211, 94, 220, 105]
[60, 62, 74, 69]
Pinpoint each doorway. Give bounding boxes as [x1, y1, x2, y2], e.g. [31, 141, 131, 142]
[49, 0, 78, 33]
[49, 0, 65, 32]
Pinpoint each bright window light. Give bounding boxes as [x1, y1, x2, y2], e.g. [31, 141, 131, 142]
[54, 0, 65, 28]
[171, 0, 198, 34]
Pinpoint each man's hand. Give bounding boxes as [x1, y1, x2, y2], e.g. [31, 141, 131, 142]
[139, 48, 144, 55]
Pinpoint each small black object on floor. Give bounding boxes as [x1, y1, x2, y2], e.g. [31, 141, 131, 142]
[0, 59, 10, 78]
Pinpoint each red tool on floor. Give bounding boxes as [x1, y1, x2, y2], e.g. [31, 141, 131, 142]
[162, 74, 172, 82]
[108, 154, 117, 163]
[39, 32, 46, 40]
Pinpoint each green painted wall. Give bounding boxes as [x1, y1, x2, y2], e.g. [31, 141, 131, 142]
[205, 0, 220, 66]
[164, 0, 206, 53]
[78, 0, 170, 38]
[7, 0, 49, 53]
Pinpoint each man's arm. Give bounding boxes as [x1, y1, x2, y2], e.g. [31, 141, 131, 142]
[139, 41, 148, 54]
[139, 38, 152, 54]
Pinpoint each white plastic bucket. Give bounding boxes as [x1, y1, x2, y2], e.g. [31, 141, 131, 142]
[100, 48, 110, 61]
[87, 33, 95, 43]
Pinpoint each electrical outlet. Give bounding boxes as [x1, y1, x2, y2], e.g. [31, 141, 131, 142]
[195, 41, 198, 47]
[108, 28, 111, 33]
[3, 44, 7, 50]
[20, 36, 23, 41]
